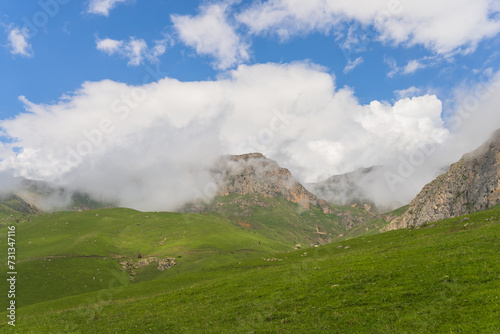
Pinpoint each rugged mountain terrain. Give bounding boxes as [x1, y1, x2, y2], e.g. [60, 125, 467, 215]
[0, 194, 38, 217]
[306, 166, 382, 213]
[184, 153, 376, 244]
[212, 153, 334, 213]
[387, 129, 500, 229]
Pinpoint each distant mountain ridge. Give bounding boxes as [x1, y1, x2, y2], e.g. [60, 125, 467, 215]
[305, 166, 382, 213]
[387, 129, 500, 229]
[1, 178, 114, 213]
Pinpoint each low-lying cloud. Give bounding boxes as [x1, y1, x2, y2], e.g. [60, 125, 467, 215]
[1, 62, 499, 211]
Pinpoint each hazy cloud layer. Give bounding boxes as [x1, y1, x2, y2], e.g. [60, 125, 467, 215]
[1, 63, 499, 211]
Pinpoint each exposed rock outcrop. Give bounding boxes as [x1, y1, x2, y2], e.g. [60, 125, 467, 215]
[119, 257, 176, 277]
[212, 153, 334, 214]
[386, 129, 500, 230]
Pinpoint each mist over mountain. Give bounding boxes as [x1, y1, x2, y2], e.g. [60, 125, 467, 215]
[210, 153, 334, 212]
[0, 177, 115, 213]
[387, 128, 500, 229]
[306, 166, 390, 213]
[183, 153, 377, 242]
[1, 71, 500, 214]
[5, 63, 500, 212]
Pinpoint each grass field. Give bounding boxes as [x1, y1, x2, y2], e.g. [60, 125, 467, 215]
[1, 204, 499, 333]
[0, 208, 294, 308]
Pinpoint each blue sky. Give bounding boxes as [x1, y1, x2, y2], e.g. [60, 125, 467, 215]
[1, 0, 499, 116]
[1, 0, 500, 210]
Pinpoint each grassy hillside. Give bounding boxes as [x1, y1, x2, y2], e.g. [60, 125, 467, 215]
[1, 205, 499, 332]
[200, 193, 375, 246]
[0, 195, 38, 219]
[341, 204, 411, 238]
[0, 208, 292, 308]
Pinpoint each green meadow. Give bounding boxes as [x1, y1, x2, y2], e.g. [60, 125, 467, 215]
[1, 204, 499, 333]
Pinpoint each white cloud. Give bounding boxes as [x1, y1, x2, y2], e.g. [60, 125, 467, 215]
[96, 36, 169, 66]
[445, 71, 500, 155]
[403, 59, 425, 74]
[237, 0, 500, 54]
[385, 57, 399, 78]
[344, 57, 363, 73]
[7, 27, 33, 57]
[0, 62, 457, 210]
[123, 38, 147, 66]
[385, 57, 431, 77]
[172, 4, 250, 70]
[96, 38, 123, 54]
[394, 86, 421, 99]
[88, 0, 127, 16]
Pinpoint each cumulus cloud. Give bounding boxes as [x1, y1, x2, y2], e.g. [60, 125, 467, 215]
[96, 38, 123, 54]
[172, 4, 250, 70]
[237, 0, 500, 54]
[7, 27, 33, 57]
[0, 62, 466, 210]
[96, 36, 169, 66]
[88, 0, 127, 16]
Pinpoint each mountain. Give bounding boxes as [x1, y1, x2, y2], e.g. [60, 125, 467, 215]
[0, 194, 38, 217]
[5, 178, 115, 212]
[212, 153, 334, 213]
[305, 166, 382, 213]
[183, 153, 376, 244]
[387, 129, 500, 229]
[4, 153, 500, 333]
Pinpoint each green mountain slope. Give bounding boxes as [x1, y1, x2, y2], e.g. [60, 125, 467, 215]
[0, 193, 378, 310]
[0, 195, 38, 222]
[0, 208, 292, 308]
[184, 153, 379, 241]
[2, 205, 499, 333]
[200, 193, 375, 246]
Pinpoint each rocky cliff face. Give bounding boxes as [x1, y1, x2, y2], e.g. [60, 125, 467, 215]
[182, 153, 373, 233]
[386, 129, 500, 230]
[212, 153, 334, 214]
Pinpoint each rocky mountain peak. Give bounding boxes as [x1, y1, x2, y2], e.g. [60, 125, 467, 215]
[228, 152, 266, 161]
[212, 153, 333, 213]
[386, 129, 500, 230]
